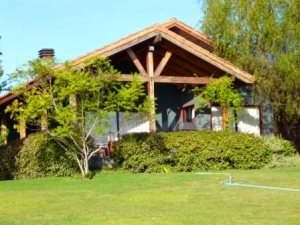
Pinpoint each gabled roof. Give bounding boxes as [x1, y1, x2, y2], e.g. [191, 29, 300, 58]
[58, 18, 253, 83]
[0, 18, 254, 106]
[57, 18, 214, 68]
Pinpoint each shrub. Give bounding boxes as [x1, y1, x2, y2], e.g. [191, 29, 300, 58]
[0, 140, 23, 180]
[114, 133, 173, 173]
[265, 155, 300, 168]
[114, 131, 273, 173]
[15, 133, 77, 179]
[263, 136, 297, 156]
[263, 136, 299, 168]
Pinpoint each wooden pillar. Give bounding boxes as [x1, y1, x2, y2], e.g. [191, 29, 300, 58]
[222, 107, 229, 130]
[1, 113, 7, 144]
[69, 94, 77, 108]
[147, 48, 156, 132]
[116, 111, 120, 140]
[19, 116, 26, 139]
[41, 110, 48, 131]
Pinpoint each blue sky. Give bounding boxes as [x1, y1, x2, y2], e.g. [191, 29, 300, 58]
[0, 0, 203, 77]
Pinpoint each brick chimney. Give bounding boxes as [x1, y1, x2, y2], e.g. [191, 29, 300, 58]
[38, 48, 55, 59]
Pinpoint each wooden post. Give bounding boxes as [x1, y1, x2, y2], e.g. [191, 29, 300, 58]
[19, 116, 26, 139]
[69, 94, 77, 108]
[126, 48, 148, 76]
[1, 113, 7, 144]
[41, 110, 48, 131]
[222, 107, 228, 130]
[147, 47, 156, 132]
[116, 111, 120, 140]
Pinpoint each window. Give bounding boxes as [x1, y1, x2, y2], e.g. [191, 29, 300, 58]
[182, 105, 194, 122]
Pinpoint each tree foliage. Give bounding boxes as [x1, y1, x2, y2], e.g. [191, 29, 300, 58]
[196, 76, 242, 109]
[0, 36, 7, 93]
[201, 0, 300, 147]
[194, 76, 243, 128]
[0, 36, 8, 146]
[0, 36, 3, 77]
[7, 57, 151, 178]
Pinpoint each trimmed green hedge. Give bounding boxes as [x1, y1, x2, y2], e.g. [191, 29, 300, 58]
[15, 133, 77, 179]
[114, 131, 274, 173]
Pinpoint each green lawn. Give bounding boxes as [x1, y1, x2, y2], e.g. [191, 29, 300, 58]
[0, 168, 299, 225]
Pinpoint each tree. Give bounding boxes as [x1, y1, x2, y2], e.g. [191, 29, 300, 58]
[0, 36, 3, 77]
[7, 57, 151, 178]
[195, 76, 243, 129]
[201, 0, 300, 148]
[0, 36, 8, 145]
[0, 36, 7, 93]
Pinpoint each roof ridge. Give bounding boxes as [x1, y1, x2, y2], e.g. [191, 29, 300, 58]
[160, 18, 213, 45]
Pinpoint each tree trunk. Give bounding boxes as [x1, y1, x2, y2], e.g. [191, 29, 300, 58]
[84, 154, 89, 177]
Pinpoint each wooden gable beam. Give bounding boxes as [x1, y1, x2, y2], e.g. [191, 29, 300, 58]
[65, 28, 160, 68]
[153, 34, 162, 44]
[126, 48, 148, 76]
[159, 28, 254, 83]
[117, 74, 215, 84]
[157, 41, 218, 74]
[154, 51, 172, 77]
[154, 48, 211, 77]
[119, 74, 149, 82]
[154, 75, 216, 84]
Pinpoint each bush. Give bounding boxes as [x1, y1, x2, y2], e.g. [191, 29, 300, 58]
[114, 133, 173, 173]
[263, 136, 297, 156]
[114, 131, 273, 173]
[265, 155, 300, 168]
[15, 133, 77, 179]
[0, 140, 23, 180]
[263, 136, 299, 168]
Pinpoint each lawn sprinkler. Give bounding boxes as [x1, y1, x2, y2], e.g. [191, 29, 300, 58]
[195, 172, 232, 185]
[196, 172, 300, 192]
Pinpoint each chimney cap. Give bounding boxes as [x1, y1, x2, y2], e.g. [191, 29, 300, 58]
[39, 48, 55, 58]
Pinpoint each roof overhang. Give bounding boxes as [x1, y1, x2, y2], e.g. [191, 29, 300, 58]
[0, 18, 254, 107]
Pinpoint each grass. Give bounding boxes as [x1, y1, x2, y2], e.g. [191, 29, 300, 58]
[0, 167, 299, 225]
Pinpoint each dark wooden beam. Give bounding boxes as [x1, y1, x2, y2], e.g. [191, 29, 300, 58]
[126, 48, 148, 76]
[154, 75, 216, 84]
[155, 50, 210, 77]
[153, 34, 162, 44]
[154, 51, 172, 77]
[159, 29, 254, 83]
[157, 41, 218, 75]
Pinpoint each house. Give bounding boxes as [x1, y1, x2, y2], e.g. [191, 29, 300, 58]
[0, 18, 273, 143]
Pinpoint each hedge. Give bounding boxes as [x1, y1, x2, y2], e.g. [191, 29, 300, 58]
[15, 133, 77, 179]
[114, 131, 275, 173]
